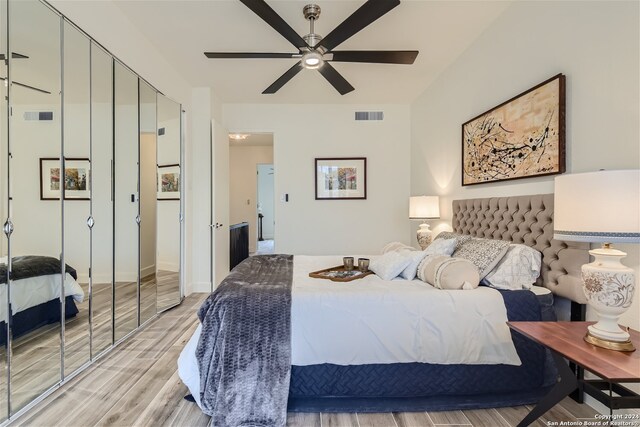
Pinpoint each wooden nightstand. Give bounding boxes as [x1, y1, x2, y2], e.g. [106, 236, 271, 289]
[508, 321, 640, 427]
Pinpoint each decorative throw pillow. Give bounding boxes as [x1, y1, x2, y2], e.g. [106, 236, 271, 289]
[369, 251, 413, 281]
[434, 231, 472, 251]
[381, 241, 417, 254]
[400, 251, 429, 280]
[453, 237, 510, 279]
[483, 244, 542, 290]
[423, 237, 457, 257]
[417, 255, 480, 290]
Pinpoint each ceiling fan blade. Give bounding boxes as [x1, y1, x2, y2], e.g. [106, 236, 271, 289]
[317, 0, 400, 52]
[317, 63, 354, 95]
[262, 61, 303, 94]
[205, 52, 301, 59]
[329, 50, 418, 64]
[239, 0, 308, 50]
[0, 77, 51, 94]
[0, 52, 29, 60]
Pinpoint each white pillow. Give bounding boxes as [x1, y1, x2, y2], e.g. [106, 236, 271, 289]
[400, 251, 429, 280]
[483, 244, 542, 290]
[369, 251, 413, 281]
[423, 238, 457, 257]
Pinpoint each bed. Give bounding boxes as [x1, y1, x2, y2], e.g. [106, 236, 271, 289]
[178, 194, 589, 425]
[0, 255, 85, 344]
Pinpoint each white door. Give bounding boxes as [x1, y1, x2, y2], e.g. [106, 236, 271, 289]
[211, 120, 230, 286]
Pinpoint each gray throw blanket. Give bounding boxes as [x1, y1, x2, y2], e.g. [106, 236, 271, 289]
[196, 254, 294, 427]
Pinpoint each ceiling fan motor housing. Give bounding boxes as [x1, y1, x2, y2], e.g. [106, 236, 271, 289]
[303, 4, 321, 21]
[303, 4, 322, 48]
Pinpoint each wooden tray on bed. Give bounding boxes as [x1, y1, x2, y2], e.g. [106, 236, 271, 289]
[309, 265, 373, 282]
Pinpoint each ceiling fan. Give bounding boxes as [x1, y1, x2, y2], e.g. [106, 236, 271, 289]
[0, 52, 52, 94]
[204, 0, 418, 95]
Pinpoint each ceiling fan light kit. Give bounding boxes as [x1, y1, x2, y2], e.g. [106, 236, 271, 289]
[204, 0, 418, 95]
[302, 51, 323, 69]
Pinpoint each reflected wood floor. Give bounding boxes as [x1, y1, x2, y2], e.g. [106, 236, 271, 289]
[17, 294, 606, 427]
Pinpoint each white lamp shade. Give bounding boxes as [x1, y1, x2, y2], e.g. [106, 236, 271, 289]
[410, 196, 440, 219]
[554, 169, 640, 243]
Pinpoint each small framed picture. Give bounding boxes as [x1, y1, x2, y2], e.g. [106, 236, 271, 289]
[315, 157, 366, 200]
[40, 158, 90, 200]
[158, 164, 180, 200]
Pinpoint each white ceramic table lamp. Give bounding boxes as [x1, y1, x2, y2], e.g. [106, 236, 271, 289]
[410, 196, 440, 249]
[554, 170, 640, 351]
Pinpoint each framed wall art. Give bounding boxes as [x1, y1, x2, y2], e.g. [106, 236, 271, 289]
[315, 157, 366, 200]
[40, 158, 91, 200]
[462, 73, 565, 186]
[158, 164, 180, 200]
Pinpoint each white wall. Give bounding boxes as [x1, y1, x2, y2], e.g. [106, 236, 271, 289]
[229, 146, 274, 252]
[223, 104, 411, 255]
[410, 1, 640, 330]
[189, 88, 213, 293]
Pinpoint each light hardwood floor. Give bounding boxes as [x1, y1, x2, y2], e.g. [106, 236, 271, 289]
[17, 293, 604, 427]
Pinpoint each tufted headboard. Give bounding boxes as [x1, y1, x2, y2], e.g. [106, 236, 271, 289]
[452, 194, 589, 303]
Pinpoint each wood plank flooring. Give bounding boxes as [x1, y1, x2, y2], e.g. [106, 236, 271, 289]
[17, 293, 615, 427]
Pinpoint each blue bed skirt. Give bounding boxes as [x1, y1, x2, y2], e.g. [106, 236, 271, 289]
[288, 288, 556, 412]
[0, 296, 78, 346]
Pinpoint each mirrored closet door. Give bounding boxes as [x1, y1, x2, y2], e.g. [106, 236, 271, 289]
[0, 0, 8, 421]
[0, 0, 184, 419]
[8, 0, 62, 414]
[139, 81, 157, 325]
[90, 43, 113, 357]
[62, 20, 91, 378]
[114, 62, 139, 342]
[156, 94, 181, 311]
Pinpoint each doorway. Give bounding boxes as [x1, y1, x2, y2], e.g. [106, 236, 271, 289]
[256, 164, 275, 254]
[228, 132, 274, 255]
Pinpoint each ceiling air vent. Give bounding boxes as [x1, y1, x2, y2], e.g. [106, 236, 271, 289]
[24, 111, 53, 121]
[355, 111, 383, 121]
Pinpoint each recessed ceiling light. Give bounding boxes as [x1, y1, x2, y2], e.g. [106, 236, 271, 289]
[229, 133, 249, 140]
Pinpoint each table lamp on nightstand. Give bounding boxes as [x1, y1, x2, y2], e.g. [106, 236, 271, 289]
[554, 170, 640, 352]
[410, 196, 440, 250]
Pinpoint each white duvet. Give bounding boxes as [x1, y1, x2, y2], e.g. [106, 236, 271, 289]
[179, 255, 521, 407]
[0, 273, 85, 323]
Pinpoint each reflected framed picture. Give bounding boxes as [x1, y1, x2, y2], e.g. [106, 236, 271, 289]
[40, 158, 90, 200]
[158, 164, 180, 200]
[315, 157, 366, 200]
[462, 73, 565, 186]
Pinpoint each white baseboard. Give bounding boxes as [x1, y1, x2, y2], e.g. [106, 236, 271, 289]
[191, 281, 213, 293]
[141, 264, 156, 278]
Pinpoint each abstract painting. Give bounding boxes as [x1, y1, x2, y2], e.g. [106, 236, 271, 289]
[315, 157, 366, 200]
[462, 74, 565, 185]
